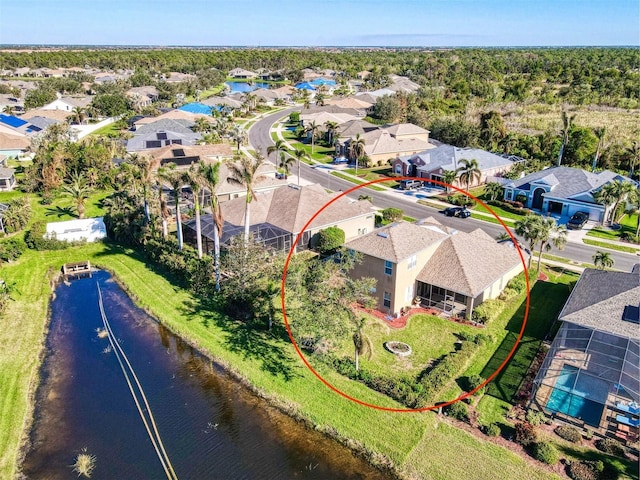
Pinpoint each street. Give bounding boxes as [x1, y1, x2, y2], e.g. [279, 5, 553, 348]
[249, 109, 639, 273]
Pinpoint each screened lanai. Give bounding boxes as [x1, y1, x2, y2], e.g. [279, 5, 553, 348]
[529, 267, 640, 443]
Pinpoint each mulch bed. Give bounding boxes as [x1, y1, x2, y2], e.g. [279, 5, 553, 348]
[355, 305, 482, 330]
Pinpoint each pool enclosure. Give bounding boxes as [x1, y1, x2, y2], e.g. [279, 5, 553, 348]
[530, 322, 639, 442]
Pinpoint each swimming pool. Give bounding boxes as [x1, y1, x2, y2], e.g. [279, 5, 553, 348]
[546, 364, 604, 427]
[225, 81, 271, 93]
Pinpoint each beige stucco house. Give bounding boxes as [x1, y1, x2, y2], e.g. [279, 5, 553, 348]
[346, 219, 525, 318]
[185, 183, 375, 253]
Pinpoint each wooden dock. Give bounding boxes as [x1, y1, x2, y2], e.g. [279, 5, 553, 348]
[62, 261, 92, 279]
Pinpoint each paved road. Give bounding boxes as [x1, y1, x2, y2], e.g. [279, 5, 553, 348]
[249, 110, 639, 273]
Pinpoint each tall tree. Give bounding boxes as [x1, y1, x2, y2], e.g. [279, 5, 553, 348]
[349, 133, 366, 175]
[456, 158, 481, 192]
[324, 120, 339, 145]
[442, 169, 458, 194]
[557, 111, 576, 167]
[591, 127, 606, 172]
[199, 162, 224, 291]
[230, 124, 247, 151]
[352, 315, 373, 372]
[305, 121, 320, 154]
[267, 139, 287, 162]
[515, 215, 567, 273]
[228, 151, 265, 244]
[184, 164, 204, 258]
[596, 180, 636, 224]
[292, 148, 307, 186]
[157, 164, 185, 250]
[62, 171, 92, 219]
[279, 152, 295, 177]
[592, 251, 614, 270]
[484, 181, 504, 201]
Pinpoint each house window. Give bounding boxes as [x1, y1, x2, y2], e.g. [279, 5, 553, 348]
[407, 254, 417, 269]
[384, 260, 393, 276]
[383, 292, 391, 308]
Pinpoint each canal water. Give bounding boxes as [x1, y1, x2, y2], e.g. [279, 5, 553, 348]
[22, 270, 390, 479]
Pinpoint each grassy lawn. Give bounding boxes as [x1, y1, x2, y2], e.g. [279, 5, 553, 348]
[89, 122, 123, 137]
[470, 212, 515, 226]
[473, 202, 527, 221]
[341, 167, 400, 188]
[334, 314, 479, 378]
[330, 171, 385, 191]
[586, 214, 639, 242]
[0, 242, 562, 480]
[582, 238, 640, 254]
[281, 129, 334, 162]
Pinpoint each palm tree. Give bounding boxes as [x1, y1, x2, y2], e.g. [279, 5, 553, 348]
[228, 151, 266, 244]
[230, 124, 247, 151]
[592, 251, 614, 270]
[596, 181, 636, 225]
[442, 169, 458, 194]
[157, 164, 185, 250]
[199, 162, 224, 291]
[351, 315, 373, 372]
[292, 148, 307, 186]
[516, 215, 567, 274]
[184, 164, 204, 258]
[626, 140, 640, 177]
[591, 127, 606, 172]
[157, 179, 170, 240]
[192, 117, 212, 133]
[267, 139, 287, 162]
[349, 134, 366, 176]
[62, 171, 92, 219]
[324, 121, 339, 146]
[305, 121, 320, 154]
[484, 181, 504, 201]
[69, 107, 86, 125]
[129, 154, 153, 223]
[456, 158, 481, 192]
[279, 152, 294, 177]
[557, 111, 576, 167]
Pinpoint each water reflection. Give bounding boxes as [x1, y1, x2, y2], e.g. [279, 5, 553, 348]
[22, 270, 390, 480]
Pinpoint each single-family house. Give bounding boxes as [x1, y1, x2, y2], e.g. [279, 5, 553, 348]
[148, 143, 234, 171]
[41, 95, 93, 112]
[0, 159, 16, 190]
[126, 119, 202, 152]
[126, 86, 159, 109]
[530, 266, 640, 441]
[503, 166, 637, 222]
[392, 144, 521, 189]
[0, 131, 30, 158]
[346, 220, 524, 318]
[228, 68, 258, 79]
[185, 183, 375, 253]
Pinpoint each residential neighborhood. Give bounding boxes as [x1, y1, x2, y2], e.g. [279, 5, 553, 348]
[0, 36, 638, 480]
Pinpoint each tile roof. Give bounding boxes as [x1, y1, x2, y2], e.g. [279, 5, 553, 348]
[134, 109, 211, 126]
[21, 108, 71, 122]
[416, 231, 523, 297]
[0, 131, 30, 150]
[399, 144, 517, 172]
[559, 268, 640, 339]
[221, 183, 374, 234]
[362, 130, 432, 157]
[384, 123, 430, 136]
[346, 222, 448, 262]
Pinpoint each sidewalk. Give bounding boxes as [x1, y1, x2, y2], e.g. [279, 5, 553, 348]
[267, 116, 640, 254]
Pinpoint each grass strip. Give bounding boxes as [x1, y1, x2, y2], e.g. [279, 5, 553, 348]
[330, 172, 385, 191]
[582, 238, 640, 254]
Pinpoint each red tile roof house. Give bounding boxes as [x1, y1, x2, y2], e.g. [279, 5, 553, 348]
[345, 219, 525, 319]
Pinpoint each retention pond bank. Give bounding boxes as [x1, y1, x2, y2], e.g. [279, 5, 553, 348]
[22, 270, 389, 479]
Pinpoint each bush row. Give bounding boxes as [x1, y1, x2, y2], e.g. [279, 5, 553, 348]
[487, 199, 530, 215]
[24, 221, 85, 251]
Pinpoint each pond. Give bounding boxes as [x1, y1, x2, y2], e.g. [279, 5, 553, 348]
[225, 81, 271, 93]
[21, 270, 390, 480]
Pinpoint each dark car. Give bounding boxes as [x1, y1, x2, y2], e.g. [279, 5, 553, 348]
[567, 211, 589, 230]
[443, 207, 471, 218]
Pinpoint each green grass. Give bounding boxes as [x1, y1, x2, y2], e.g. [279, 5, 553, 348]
[89, 122, 122, 137]
[341, 167, 400, 188]
[473, 202, 527, 221]
[470, 212, 515, 226]
[0, 242, 561, 480]
[330, 172, 385, 191]
[586, 214, 639, 242]
[582, 238, 640, 254]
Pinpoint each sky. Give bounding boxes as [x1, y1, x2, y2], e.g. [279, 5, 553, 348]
[0, 0, 638, 47]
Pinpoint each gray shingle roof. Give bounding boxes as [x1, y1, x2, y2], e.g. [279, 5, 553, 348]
[505, 166, 635, 201]
[399, 144, 516, 173]
[346, 222, 448, 262]
[559, 268, 640, 339]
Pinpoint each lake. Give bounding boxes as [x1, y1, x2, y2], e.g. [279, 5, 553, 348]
[21, 270, 390, 480]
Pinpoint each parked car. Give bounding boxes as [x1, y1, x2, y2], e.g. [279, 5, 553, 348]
[399, 179, 422, 190]
[442, 207, 471, 218]
[567, 211, 589, 230]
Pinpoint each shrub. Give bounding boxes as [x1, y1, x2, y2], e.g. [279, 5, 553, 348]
[555, 425, 582, 443]
[381, 207, 403, 223]
[526, 409, 547, 426]
[487, 199, 529, 215]
[24, 221, 78, 251]
[446, 401, 469, 422]
[484, 423, 501, 437]
[533, 441, 559, 464]
[2, 197, 32, 233]
[472, 298, 504, 324]
[594, 437, 625, 457]
[567, 460, 602, 480]
[515, 422, 538, 446]
[0, 238, 25, 263]
[315, 226, 345, 254]
[467, 374, 486, 394]
[289, 111, 300, 123]
[447, 193, 476, 207]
